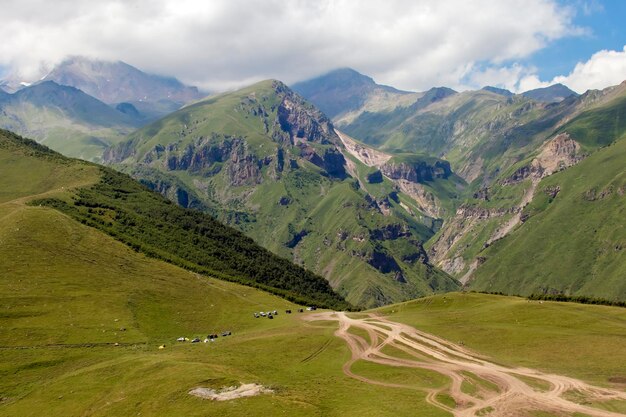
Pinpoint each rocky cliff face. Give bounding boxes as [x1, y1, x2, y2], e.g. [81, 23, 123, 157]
[381, 159, 451, 183]
[298, 143, 347, 178]
[274, 83, 337, 145]
[334, 129, 456, 220]
[501, 133, 582, 185]
[139, 135, 270, 186]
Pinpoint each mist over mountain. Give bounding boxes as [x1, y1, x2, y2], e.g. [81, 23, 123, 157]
[41, 56, 205, 119]
[0, 80, 140, 160]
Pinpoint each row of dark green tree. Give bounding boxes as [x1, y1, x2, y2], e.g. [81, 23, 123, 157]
[472, 290, 626, 308]
[36, 166, 353, 311]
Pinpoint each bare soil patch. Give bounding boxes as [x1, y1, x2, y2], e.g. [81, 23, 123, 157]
[189, 383, 273, 401]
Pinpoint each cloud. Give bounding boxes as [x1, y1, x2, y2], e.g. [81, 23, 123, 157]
[511, 45, 626, 93]
[0, 0, 582, 92]
[551, 46, 626, 92]
[464, 64, 538, 92]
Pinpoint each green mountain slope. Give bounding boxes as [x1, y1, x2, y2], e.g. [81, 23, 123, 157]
[105, 80, 460, 307]
[2, 131, 625, 415]
[428, 84, 626, 285]
[0, 130, 389, 416]
[1, 130, 348, 310]
[0, 81, 140, 160]
[469, 133, 626, 298]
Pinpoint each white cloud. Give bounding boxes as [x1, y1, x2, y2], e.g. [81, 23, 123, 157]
[0, 0, 582, 92]
[551, 46, 626, 93]
[465, 64, 537, 92]
[516, 74, 551, 93]
[509, 46, 626, 94]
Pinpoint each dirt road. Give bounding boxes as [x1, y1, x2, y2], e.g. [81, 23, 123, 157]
[306, 312, 626, 417]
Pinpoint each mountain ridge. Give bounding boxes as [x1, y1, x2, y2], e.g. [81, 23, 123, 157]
[521, 83, 579, 103]
[105, 79, 461, 307]
[0, 80, 140, 160]
[43, 56, 204, 105]
[292, 68, 423, 122]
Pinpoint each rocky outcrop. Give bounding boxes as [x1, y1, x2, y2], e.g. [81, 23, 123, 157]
[501, 133, 582, 185]
[381, 159, 451, 183]
[139, 177, 204, 210]
[285, 229, 309, 248]
[335, 129, 392, 167]
[273, 81, 338, 145]
[429, 203, 516, 274]
[137, 135, 279, 187]
[227, 147, 263, 186]
[395, 180, 446, 219]
[103, 137, 141, 162]
[370, 223, 411, 241]
[544, 185, 561, 199]
[367, 249, 402, 275]
[298, 143, 347, 178]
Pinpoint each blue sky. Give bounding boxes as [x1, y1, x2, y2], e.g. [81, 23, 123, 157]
[1, 0, 625, 93]
[530, 0, 626, 81]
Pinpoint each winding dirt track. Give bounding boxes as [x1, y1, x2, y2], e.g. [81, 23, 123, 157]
[305, 312, 626, 417]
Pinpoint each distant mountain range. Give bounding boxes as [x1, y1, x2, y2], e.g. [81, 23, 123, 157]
[295, 69, 586, 186]
[41, 56, 204, 118]
[1, 60, 624, 304]
[0, 57, 206, 160]
[0, 81, 140, 160]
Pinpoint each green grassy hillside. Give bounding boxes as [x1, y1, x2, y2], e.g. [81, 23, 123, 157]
[557, 92, 626, 149]
[377, 292, 626, 386]
[38, 168, 350, 310]
[1, 130, 348, 310]
[0, 129, 452, 417]
[468, 134, 626, 298]
[425, 83, 626, 296]
[105, 80, 460, 308]
[3, 131, 626, 415]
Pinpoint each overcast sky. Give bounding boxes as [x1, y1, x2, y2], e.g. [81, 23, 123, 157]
[1, 0, 625, 93]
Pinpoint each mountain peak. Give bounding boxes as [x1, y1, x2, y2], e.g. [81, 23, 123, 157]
[10, 80, 140, 128]
[481, 86, 514, 97]
[292, 68, 411, 118]
[313, 68, 377, 87]
[41, 56, 203, 117]
[521, 83, 578, 103]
